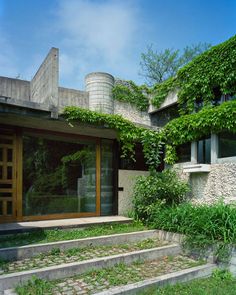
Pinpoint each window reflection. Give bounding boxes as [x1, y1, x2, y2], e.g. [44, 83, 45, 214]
[23, 134, 96, 216]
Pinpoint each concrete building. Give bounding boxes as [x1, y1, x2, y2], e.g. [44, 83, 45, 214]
[0, 47, 235, 223]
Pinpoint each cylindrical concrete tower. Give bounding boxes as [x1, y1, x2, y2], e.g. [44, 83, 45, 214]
[85, 72, 115, 114]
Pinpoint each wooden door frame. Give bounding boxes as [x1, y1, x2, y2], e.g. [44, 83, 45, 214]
[0, 124, 106, 223]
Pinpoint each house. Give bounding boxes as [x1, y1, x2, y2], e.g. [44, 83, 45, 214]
[0, 48, 150, 223]
[0, 35, 235, 224]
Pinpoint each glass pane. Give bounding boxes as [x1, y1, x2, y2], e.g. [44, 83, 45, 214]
[7, 201, 12, 215]
[7, 149, 13, 162]
[176, 143, 191, 163]
[197, 137, 211, 164]
[7, 166, 12, 179]
[101, 140, 114, 215]
[23, 135, 96, 216]
[219, 132, 236, 158]
[0, 201, 2, 215]
[0, 192, 12, 197]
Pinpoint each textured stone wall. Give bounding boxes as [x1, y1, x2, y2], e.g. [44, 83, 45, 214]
[0, 76, 30, 100]
[174, 163, 236, 204]
[58, 87, 89, 111]
[114, 100, 151, 126]
[118, 169, 149, 215]
[197, 163, 236, 204]
[30, 48, 59, 107]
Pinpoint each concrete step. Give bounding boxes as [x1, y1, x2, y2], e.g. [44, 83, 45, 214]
[3, 257, 216, 295]
[94, 263, 217, 295]
[0, 244, 181, 291]
[0, 230, 160, 261]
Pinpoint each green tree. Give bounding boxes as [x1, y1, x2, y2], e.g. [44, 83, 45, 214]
[140, 43, 211, 86]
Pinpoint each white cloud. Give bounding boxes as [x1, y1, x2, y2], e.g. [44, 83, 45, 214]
[56, 0, 142, 87]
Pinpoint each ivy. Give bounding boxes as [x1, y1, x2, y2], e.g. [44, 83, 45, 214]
[112, 36, 236, 115]
[112, 80, 149, 111]
[63, 106, 162, 171]
[177, 35, 236, 114]
[151, 77, 178, 108]
[163, 100, 236, 164]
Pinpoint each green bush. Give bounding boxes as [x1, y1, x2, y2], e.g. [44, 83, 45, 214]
[133, 170, 190, 221]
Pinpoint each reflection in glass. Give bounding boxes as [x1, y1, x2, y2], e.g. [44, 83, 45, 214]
[219, 132, 236, 158]
[197, 137, 211, 164]
[23, 134, 96, 216]
[101, 140, 114, 215]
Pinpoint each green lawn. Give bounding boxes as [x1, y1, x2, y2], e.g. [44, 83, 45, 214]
[0, 221, 146, 248]
[140, 273, 236, 295]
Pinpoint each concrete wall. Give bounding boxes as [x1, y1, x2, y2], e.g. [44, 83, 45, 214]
[58, 87, 89, 111]
[0, 76, 30, 100]
[85, 72, 114, 114]
[149, 90, 178, 113]
[118, 169, 149, 215]
[30, 48, 59, 107]
[114, 100, 151, 126]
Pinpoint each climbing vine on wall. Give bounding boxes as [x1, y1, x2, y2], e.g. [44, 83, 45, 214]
[163, 100, 236, 164]
[113, 35, 236, 114]
[64, 100, 236, 167]
[112, 80, 150, 111]
[63, 106, 162, 171]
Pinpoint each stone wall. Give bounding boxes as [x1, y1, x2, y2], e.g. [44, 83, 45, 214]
[118, 169, 149, 215]
[174, 163, 236, 204]
[0, 76, 30, 100]
[114, 100, 151, 126]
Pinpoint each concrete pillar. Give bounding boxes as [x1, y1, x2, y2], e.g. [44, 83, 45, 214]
[191, 141, 198, 164]
[85, 72, 114, 114]
[211, 134, 218, 164]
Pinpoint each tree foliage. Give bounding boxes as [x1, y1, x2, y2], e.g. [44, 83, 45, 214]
[140, 43, 211, 86]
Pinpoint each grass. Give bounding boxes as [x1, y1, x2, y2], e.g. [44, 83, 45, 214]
[0, 221, 146, 248]
[140, 270, 236, 295]
[15, 256, 203, 294]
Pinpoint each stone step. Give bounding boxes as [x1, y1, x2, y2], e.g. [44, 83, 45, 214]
[94, 263, 217, 295]
[4, 256, 216, 295]
[0, 244, 181, 291]
[0, 230, 160, 261]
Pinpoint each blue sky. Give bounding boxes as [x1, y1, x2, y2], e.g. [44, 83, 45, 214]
[0, 0, 235, 89]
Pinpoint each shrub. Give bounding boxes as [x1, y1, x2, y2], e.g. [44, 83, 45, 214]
[132, 169, 190, 221]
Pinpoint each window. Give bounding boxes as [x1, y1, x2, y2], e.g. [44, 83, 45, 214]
[197, 137, 211, 164]
[176, 143, 191, 163]
[218, 132, 236, 158]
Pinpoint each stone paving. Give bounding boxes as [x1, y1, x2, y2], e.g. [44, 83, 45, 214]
[1, 238, 169, 274]
[50, 255, 202, 295]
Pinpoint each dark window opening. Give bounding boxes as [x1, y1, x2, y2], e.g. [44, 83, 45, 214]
[119, 143, 149, 171]
[176, 143, 191, 163]
[218, 132, 236, 158]
[197, 137, 211, 164]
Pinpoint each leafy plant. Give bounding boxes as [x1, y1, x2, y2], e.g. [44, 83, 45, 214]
[112, 80, 149, 111]
[133, 169, 190, 221]
[63, 106, 162, 170]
